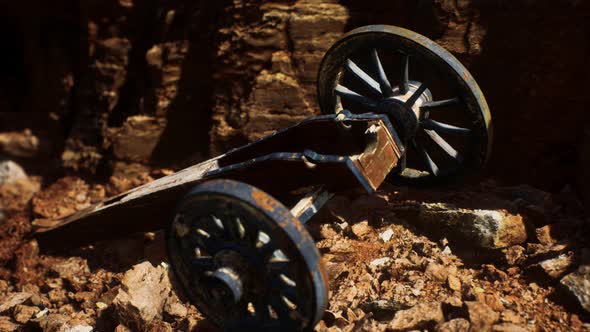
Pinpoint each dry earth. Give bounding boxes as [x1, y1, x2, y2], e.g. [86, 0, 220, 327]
[0, 161, 589, 331]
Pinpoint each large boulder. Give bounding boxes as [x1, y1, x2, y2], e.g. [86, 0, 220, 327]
[393, 203, 527, 249]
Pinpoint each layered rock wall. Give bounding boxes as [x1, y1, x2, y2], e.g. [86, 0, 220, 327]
[0, 0, 589, 208]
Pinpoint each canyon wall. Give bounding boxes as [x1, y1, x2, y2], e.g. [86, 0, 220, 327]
[0, 0, 589, 204]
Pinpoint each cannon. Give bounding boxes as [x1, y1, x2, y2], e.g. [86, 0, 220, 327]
[33, 25, 492, 331]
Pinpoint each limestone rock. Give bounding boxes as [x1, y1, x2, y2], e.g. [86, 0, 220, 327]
[12, 304, 40, 324]
[538, 253, 573, 279]
[51, 257, 90, 280]
[0, 169, 40, 213]
[436, 318, 470, 332]
[37, 317, 94, 332]
[504, 246, 526, 266]
[360, 300, 408, 321]
[464, 301, 499, 332]
[369, 257, 391, 272]
[0, 292, 32, 313]
[64, 326, 93, 332]
[380, 229, 394, 243]
[425, 262, 450, 282]
[163, 294, 187, 319]
[351, 221, 371, 238]
[560, 264, 590, 313]
[0, 316, 18, 332]
[0, 160, 27, 184]
[492, 323, 527, 332]
[482, 265, 508, 282]
[35, 313, 70, 332]
[394, 203, 527, 249]
[112, 262, 173, 328]
[448, 275, 462, 291]
[0, 130, 40, 158]
[535, 224, 558, 245]
[387, 302, 444, 331]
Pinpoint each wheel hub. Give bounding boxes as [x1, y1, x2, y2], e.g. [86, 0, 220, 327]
[209, 248, 264, 304]
[377, 81, 431, 141]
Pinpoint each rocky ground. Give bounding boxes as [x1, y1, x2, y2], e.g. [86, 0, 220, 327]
[1, 158, 589, 332]
[1, 1, 589, 331]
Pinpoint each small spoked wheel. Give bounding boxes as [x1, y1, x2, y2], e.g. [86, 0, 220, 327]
[318, 25, 493, 184]
[167, 179, 328, 331]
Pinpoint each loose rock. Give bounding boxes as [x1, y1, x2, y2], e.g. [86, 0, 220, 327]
[0, 292, 32, 313]
[370, 257, 391, 268]
[464, 301, 499, 332]
[12, 304, 40, 324]
[379, 229, 394, 243]
[0, 130, 40, 158]
[537, 253, 573, 279]
[425, 262, 449, 282]
[436, 318, 470, 332]
[535, 224, 558, 245]
[163, 294, 187, 319]
[394, 203, 527, 249]
[0, 316, 18, 332]
[112, 262, 173, 328]
[504, 246, 526, 266]
[359, 300, 407, 321]
[482, 265, 508, 282]
[448, 275, 462, 291]
[65, 326, 93, 332]
[492, 323, 527, 332]
[0, 160, 27, 184]
[560, 264, 590, 313]
[351, 221, 371, 238]
[387, 302, 444, 331]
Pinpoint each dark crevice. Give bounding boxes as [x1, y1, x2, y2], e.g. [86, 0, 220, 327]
[149, 0, 232, 168]
[107, 0, 159, 127]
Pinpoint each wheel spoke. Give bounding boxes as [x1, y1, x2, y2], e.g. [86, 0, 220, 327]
[223, 216, 245, 240]
[421, 97, 460, 110]
[370, 49, 393, 97]
[424, 129, 463, 162]
[405, 83, 427, 107]
[335, 84, 378, 108]
[344, 59, 382, 95]
[194, 230, 211, 246]
[400, 53, 409, 94]
[245, 224, 260, 247]
[421, 118, 471, 135]
[270, 294, 293, 319]
[412, 140, 439, 176]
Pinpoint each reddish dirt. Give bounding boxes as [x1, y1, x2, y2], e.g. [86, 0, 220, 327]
[0, 174, 588, 331]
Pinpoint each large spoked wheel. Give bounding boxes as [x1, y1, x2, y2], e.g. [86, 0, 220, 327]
[166, 179, 328, 331]
[318, 25, 492, 184]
